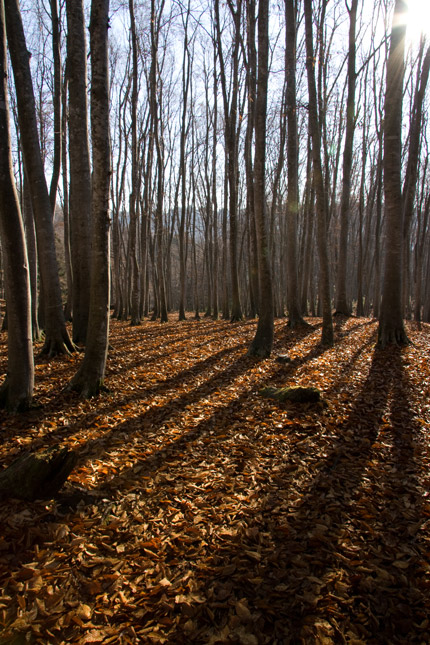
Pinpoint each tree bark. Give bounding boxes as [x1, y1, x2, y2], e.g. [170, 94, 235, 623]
[5, 0, 74, 357]
[66, 0, 92, 343]
[285, 0, 305, 327]
[378, 0, 409, 347]
[128, 0, 141, 326]
[402, 42, 430, 317]
[68, 0, 111, 397]
[304, 0, 333, 346]
[247, 0, 273, 357]
[0, 0, 33, 411]
[335, 0, 358, 315]
[48, 0, 62, 214]
[215, 0, 243, 321]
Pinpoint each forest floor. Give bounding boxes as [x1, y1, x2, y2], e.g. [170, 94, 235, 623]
[0, 315, 430, 644]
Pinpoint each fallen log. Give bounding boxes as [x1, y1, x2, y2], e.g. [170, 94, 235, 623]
[0, 446, 77, 501]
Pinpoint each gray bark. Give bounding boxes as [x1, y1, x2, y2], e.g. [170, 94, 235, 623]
[247, 0, 273, 357]
[0, 0, 33, 411]
[5, 0, 74, 357]
[378, 0, 409, 347]
[68, 0, 111, 397]
[304, 0, 333, 346]
[66, 0, 92, 343]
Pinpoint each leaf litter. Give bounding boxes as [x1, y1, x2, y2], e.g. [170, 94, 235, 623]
[0, 316, 429, 643]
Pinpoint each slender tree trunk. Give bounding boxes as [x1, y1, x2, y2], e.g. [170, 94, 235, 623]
[49, 0, 61, 213]
[215, 0, 242, 321]
[0, 0, 33, 411]
[378, 0, 409, 347]
[244, 0, 258, 318]
[285, 0, 305, 327]
[402, 43, 430, 317]
[128, 0, 141, 325]
[5, 0, 74, 357]
[248, 0, 273, 357]
[304, 0, 333, 346]
[335, 0, 358, 315]
[66, 0, 92, 343]
[61, 73, 73, 322]
[69, 0, 111, 397]
[212, 50, 219, 319]
[178, 3, 192, 321]
[23, 176, 40, 339]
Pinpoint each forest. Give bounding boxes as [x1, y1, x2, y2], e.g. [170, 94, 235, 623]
[0, 0, 430, 643]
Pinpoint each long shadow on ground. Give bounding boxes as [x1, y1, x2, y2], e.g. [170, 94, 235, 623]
[182, 346, 428, 643]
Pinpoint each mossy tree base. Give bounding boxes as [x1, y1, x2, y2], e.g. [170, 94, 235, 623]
[260, 385, 321, 403]
[0, 447, 77, 501]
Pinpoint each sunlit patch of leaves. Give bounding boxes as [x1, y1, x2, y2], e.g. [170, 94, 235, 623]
[0, 316, 429, 643]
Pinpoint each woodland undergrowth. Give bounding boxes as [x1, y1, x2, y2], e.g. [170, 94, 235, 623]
[0, 315, 429, 644]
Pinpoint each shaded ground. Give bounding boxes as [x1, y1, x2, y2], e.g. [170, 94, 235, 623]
[0, 316, 429, 644]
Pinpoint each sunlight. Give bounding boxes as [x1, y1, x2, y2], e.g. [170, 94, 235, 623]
[405, 0, 430, 43]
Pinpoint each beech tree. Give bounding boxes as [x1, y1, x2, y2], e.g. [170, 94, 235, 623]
[335, 0, 358, 316]
[0, 0, 33, 411]
[215, 0, 243, 321]
[128, 0, 141, 326]
[285, 0, 306, 328]
[378, 0, 408, 347]
[69, 0, 111, 397]
[5, 0, 74, 357]
[247, 0, 272, 356]
[66, 0, 92, 343]
[304, 0, 334, 346]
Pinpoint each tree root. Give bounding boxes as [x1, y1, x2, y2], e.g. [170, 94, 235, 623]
[377, 326, 410, 348]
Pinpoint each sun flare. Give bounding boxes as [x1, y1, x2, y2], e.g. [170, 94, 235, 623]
[405, 0, 430, 43]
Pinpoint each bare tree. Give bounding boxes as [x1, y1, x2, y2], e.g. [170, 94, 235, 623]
[69, 0, 111, 396]
[378, 0, 408, 347]
[66, 0, 92, 343]
[0, 0, 33, 410]
[285, 0, 306, 327]
[304, 0, 334, 346]
[215, 0, 243, 321]
[335, 0, 358, 316]
[247, 0, 273, 357]
[5, 0, 74, 356]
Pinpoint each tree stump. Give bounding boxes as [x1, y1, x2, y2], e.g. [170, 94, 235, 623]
[0, 447, 77, 501]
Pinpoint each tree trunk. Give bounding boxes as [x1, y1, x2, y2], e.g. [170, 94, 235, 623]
[0, 0, 33, 411]
[5, 0, 74, 357]
[378, 0, 408, 347]
[66, 0, 92, 344]
[247, 0, 273, 357]
[68, 0, 111, 397]
[335, 0, 358, 315]
[402, 43, 430, 317]
[285, 0, 305, 327]
[304, 0, 333, 346]
[128, 0, 141, 326]
[23, 176, 40, 339]
[215, 0, 243, 322]
[61, 73, 73, 323]
[48, 0, 62, 213]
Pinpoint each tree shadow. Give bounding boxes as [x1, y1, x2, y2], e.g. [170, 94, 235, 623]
[180, 345, 428, 642]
